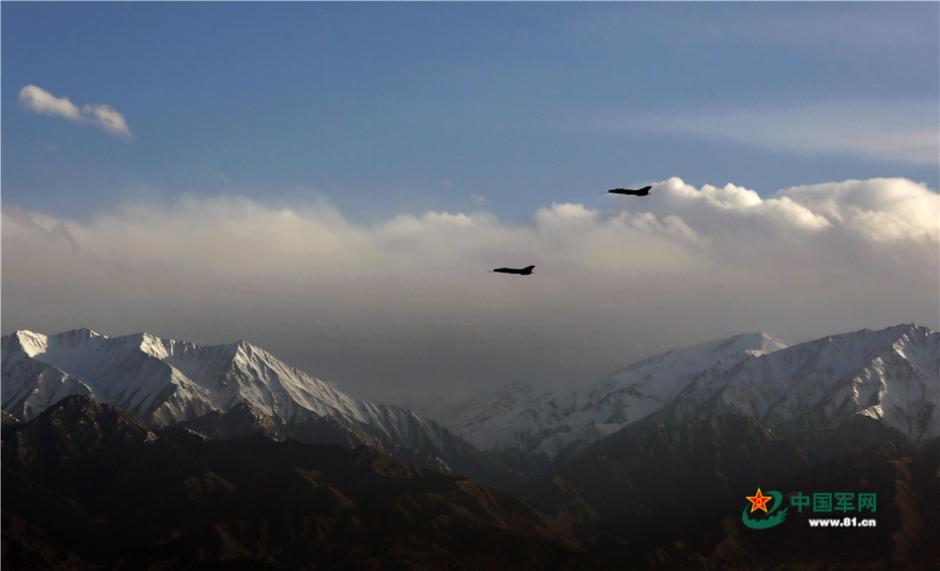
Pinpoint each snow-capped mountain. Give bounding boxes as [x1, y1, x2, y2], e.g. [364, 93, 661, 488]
[431, 332, 787, 459]
[432, 325, 939, 462]
[1, 328, 507, 481]
[667, 324, 940, 442]
[429, 381, 550, 447]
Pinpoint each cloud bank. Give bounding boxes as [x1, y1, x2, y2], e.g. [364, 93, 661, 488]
[3, 177, 937, 402]
[18, 84, 133, 139]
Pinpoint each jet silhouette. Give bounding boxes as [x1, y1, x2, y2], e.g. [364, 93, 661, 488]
[608, 185, 652, 197]
[493, 265, 535, 276]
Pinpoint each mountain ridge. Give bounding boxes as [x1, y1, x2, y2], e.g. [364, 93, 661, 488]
[429, 324, 938, 468]
[1, 328, 510, 483]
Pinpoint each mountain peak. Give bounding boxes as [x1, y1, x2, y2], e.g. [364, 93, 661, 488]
[1, 328, 511, 483]
[885, 322, 930, 339]
[714, 331, 789, 356]
[805, 323, 933, 355]
[11, 329, 49, 356]
[127, 331, 172, 358]
[53, 328, 104, 341]
[233, 339, 254, 353]
[7, 328, 109, 357]
[435, 324, 938, 459]
[27, 394, 154, 441]
[44, 393, 108, 415]
[668, 323, 940, 442]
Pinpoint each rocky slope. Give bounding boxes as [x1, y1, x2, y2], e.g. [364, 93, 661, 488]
[1, 396, 584, 570]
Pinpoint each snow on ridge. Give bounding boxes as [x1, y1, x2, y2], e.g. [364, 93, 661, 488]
[9, 327, 106, 359]
[12, 330, 49, 357]
[5, 324, 936, 457]
[637, 323, 939, 442]
[433, 330, 790, 455]
[1, 328, 452, 440]
[605, 331, 787, 384]
[2, 328, 506, 479]
[436, 324, 938, 456]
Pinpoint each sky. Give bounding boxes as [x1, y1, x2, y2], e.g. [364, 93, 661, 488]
[3, 3, 939, 403]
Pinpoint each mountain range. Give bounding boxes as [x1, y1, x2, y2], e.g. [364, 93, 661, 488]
[427, 324, 939, 470]
[1, 328, 507, 482]
[3, 323, 939, 568]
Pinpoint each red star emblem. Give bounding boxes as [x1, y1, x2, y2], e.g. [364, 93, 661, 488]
[746, 488, 772, 513]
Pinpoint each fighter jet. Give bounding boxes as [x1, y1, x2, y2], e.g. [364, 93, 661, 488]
[608, 185, 652, 197]
[492, 265, 535, 276]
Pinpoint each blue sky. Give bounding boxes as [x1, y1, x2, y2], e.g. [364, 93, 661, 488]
[3, 2, 938, 221]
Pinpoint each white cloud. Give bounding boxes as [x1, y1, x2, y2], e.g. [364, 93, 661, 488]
[81, 103, 133, 138]
[17, 85, 81, 121]
[778, 178, 939, 242]
[18, 84, 133, 139]
[2, 177, 937, 401]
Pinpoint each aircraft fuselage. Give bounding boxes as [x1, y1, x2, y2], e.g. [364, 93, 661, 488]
[493, 265, 535, 275]
[608, 185, 651, 196]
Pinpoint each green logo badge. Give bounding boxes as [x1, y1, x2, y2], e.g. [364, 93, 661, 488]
[742, 487, 788, 530]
